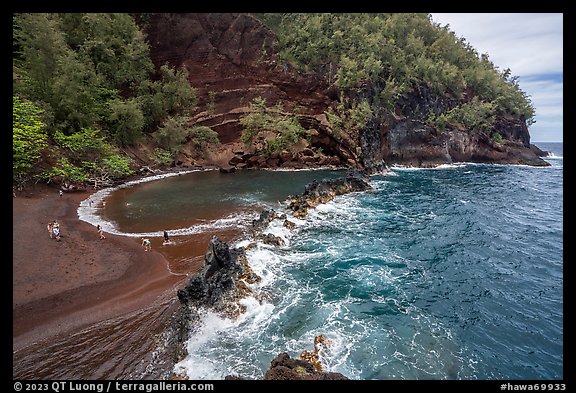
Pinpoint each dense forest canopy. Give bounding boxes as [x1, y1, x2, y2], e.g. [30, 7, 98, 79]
[254, 13, 534, 124]
[12, 13, 198, 188]
[13, 12, 537, 188]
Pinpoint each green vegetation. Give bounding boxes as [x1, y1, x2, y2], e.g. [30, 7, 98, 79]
[153, 116, 190, 154]
[207, 91, 217, 115]
[492, 132, 504, 144]
[325, 99, 373, 144]
[255, 13, 535, 131]
[426, 97, 496, 132]
[189, 126, 220, 148]
[13, 96, 48, 185]
[240, 97, 306, 156]
[154, 118, 220, 155]
[13, 13, 538, 188]
[150, 148, 173, 166]
[13, 13, 199, 187]
[43, 127, 134, 187]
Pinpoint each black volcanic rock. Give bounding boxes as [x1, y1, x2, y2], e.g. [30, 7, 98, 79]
[252, 209, 278, 233]
[264, 353, 349, 380]
[287, 173, 372, 218]
[530, 143, 549, 157]
[177, 236, 260, 309]
[173, 236, 261, 364]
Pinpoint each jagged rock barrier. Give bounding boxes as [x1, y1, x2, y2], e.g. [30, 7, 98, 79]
[172, 173, 373, 379]
[287, 172, 373, 218]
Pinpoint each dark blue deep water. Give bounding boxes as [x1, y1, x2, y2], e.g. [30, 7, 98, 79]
[87, 143, 563, 380]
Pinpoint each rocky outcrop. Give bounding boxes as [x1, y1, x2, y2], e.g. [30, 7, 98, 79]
[287, 172, 372, 218]
[355, 81, 550, 170]
[177, 236, 260, 315]
[224, 352, 349, 380]
[264, 353, 348, 380]
[173, 236, 260, 363]
[529, 143, 549, 157]
[171, 175, 369, 378]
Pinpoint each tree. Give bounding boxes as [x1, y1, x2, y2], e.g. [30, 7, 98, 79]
[13, 96, 48, 182]
[136, 65, 198, 132]
[158, 65, 197, 115]
[50, 51, 104, 132]
[13, 13, 69, 102]
[71, 13, 154, 91]
[107, 99, 145, 146]
[255, 13, 535, 129]
[153, 115, 190, 153]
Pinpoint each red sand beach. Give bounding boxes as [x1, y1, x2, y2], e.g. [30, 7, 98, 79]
[12, 184, 188, 354]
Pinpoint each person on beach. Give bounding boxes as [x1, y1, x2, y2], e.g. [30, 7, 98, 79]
[47, 222, 53, 238]
[142, 238, 151, 252]
[52, 220, 61, 241]
[59, 190, 63, 198]
[97, 225, 106, 240]
[163, 230, 170, 245]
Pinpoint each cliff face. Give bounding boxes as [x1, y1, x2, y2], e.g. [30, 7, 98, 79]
[138, 13, 549, 170]
[357, 82, 549, 169]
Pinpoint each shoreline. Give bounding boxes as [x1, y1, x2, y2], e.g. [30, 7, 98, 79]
[12, 166, 350, 378]
[9, 161, 521, 354]
[12, 182, 190, 355]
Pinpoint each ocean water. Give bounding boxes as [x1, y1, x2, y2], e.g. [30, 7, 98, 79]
[85, 143, 563, 380]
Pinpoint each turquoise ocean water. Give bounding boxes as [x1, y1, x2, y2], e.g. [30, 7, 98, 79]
[81, 143, 563, 380]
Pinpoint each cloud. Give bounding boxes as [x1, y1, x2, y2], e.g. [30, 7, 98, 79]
[430, 13, 563, 77]
[430, 13, 563, 141]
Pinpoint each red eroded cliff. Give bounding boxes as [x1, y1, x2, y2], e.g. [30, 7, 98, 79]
[137, 13, 354, 169]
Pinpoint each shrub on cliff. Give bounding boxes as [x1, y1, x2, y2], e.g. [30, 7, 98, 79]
[240, 97, 306, 156]
[42, 127, 134, 187]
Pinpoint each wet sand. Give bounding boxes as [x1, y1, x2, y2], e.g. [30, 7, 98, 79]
[12, 184, 189, 355]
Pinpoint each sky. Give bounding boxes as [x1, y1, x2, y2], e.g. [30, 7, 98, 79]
[430, 13, 563, 142]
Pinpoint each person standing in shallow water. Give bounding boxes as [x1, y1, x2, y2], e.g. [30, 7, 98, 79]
[163, 230, 170, 245]
[142, 238, 151, 252]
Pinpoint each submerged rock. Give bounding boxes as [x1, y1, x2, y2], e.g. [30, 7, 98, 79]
[252, 209, 278, 233]
[259, 233, 285, 247]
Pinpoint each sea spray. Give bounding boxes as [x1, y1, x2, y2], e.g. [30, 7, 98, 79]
[74, 162, 561, 379]
[180, 162, 562, 379]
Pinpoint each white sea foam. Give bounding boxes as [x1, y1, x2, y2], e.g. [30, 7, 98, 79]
[261, 218, 293, 247]
[261, 167, 345, 172]
[391, 163, 468, 171]
[545, 152, 563, 159]
[175, 171, 468, 379]
[79, 208, 257, 238]
[173, 286, 277, 379]
[244, 246, 283, 289]
[173, 309, 235, 379]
